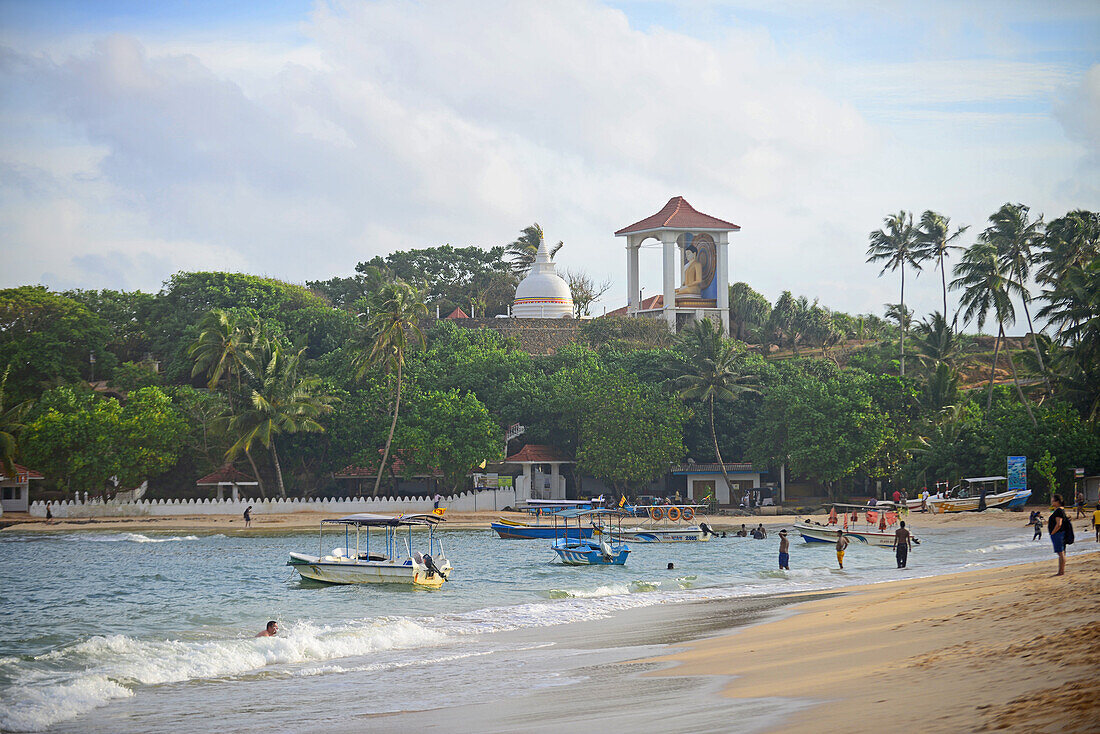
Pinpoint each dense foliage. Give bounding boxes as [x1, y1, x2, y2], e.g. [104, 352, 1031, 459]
[1, 203, 1097, 501]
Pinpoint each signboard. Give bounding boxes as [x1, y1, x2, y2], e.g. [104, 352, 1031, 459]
[474, 473, 513, 489]
[1007, 456, 1027, 492]
[498, 475, 513, 489]
[1075, 467, 1086, 478]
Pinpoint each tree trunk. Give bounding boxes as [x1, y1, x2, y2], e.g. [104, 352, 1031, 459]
[985, 324, 1003, 414]
[245, 448, 266, 498]
[1005, 342, 1038, 427]
[940, 252, 948, 325]
[899, 265, 906, 376]
[1020, 298, 1052, 397]
[270, 442, 287, 497]
[709, 396, 738, 508]
[374, 361, 403, 496]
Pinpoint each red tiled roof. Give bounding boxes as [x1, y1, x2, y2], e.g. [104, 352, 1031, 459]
[604, 294, 664, 317]
[335, 458, 444, 478]
[196, 464, 257, 485]
[445, 307, 469, 319]
[505, 444, 573, 463]
[0, 463, 44, 481]
[615, 196, 740, 235]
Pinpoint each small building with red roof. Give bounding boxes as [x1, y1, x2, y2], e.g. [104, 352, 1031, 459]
[504, 444, 573, 501]
[1, 463, 44, 513]
[615, 196, 739, 334]
[196, 464, 258, 502]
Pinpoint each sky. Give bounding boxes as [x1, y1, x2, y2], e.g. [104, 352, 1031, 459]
[1, 0, 1098, 324]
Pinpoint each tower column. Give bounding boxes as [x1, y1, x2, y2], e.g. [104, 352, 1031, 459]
[717, 231, 730, 335]
[661, 233, 677, 329]
[626, 237, 639, 314]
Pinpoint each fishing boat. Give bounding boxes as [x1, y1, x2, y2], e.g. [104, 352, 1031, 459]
[795, 503, 919, 547]
[490, 499, 601, 539]
[551, 509, 630, 565]
[598, 503, 717, 543]
[926, 476, 1021, 513]
[287, 513, 451, 588]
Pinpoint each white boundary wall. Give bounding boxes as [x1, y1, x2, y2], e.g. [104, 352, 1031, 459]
[29, 489, 519, 519]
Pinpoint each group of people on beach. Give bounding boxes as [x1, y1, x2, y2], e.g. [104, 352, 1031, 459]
[771, 521, 913, 571]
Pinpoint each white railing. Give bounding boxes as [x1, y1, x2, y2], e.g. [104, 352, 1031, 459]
[29, 488, 518, 519]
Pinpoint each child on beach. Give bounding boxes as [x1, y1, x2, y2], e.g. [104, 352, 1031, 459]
[1029, 510, 1043, 540]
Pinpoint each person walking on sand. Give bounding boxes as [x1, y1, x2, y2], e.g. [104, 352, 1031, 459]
[256, 620, 278, 637]
[778, 530, 790, 570]
[433, 493, 442, 510]
[244, 505, 252, 528]
[1074, 492, 1085, 519]
[1093, 503, 1100, 543]
[835, 533, 849, 569]
[45, 502, 53, 523]
[1048, 494, 1069, 576]
[892, 521, 912, 569]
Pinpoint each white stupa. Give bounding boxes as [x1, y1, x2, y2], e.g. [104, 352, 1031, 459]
[512, 237, 574, 318]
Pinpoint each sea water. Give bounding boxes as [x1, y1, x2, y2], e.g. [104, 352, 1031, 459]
[0, 523, 1076, 732]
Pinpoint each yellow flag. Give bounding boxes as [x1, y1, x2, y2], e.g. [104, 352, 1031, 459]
[619, 495, 626, 507]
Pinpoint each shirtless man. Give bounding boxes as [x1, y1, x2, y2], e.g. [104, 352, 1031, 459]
[893, 521, 912, 569]
[256, 620, 278, 637]
[778, 530, 790, 570]
[836, 533, 849, 569]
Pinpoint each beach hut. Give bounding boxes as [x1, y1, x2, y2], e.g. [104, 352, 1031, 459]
[0, 464, 44, 513]
[196, 464, 258, 502]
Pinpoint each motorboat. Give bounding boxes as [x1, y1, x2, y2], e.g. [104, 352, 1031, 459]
[926, 476, 1022, 513]
[551, 509, 630, 565]
[598, 503, 717, 543]
[287, 513, 451, 588]
[491, 499, 601, 539]
[795, 503, 920, 548]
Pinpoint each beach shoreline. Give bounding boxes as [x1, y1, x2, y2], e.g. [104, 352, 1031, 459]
[644, 550, 1100, 733]
[0, 506, 1047, 533]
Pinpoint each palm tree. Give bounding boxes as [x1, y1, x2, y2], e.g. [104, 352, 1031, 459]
[912, 311, 962, 369]
[351, 280, 428, 495]
[867, 211, 923, 376]
[506, 223, 562, 277]
[950, 240, 1036, 425]
[673, 319, 759, 505]
[915, 210, 969, 320]
[1037, 210, 1099, 286]
[984, 203, 1049, 392]
[188, 309, 248, 410]
[225, 346, 335, 497]
[1038, 258, 1100, 421]
[0, 366, 31, 476]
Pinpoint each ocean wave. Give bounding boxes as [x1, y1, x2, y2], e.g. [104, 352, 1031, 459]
[78, 533, 201, 544]
[969, 541, 1037, 554]
[2, 618, 447, 732]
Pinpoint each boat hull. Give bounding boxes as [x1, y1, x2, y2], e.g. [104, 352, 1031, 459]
[598, 526, 711, 543]
[491, 520, 593, 540]
[287, 552, 450, 588]
[551, 539, 630, 565]
[928, 490, 1018, 513]
[794, 523, 912, 548]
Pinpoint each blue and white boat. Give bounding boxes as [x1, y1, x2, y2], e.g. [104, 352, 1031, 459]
[550, 509, 630, 565]
[491, 499, 600, 540]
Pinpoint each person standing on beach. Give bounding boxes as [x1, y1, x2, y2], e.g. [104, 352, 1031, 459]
[835, 533, 849, 569]
[1029, 510, 1043, 540]
[1093, 504, 1100, 543]
[433, 493, 442, 510]
[892, 521, 912, 568]
[1048, 495, 1068, 576]
[1074, 492, 1085, 519]
[778, 530, 790, 570]
[45, 502, 53, 523]
[244, 505, 252, 528]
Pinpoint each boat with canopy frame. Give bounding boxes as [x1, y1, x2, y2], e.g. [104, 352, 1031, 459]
[287, 513, 451, 587]
[490, 498, 603, 539]
[596, 503, 718, 542]
[551, 508, 631, 565]
[794, 503, 921, 547]
[924, 476, 1027, 513]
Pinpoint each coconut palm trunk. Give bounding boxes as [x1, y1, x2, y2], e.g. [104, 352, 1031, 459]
[1019, 298, 1052, 396]
[899, 265, 906, 376]
[270, 442, 287, 498]
[986, 325, 1003, 413]
[245, 448, 266, 498]
[939, 252, 949, 324]
[709, 396, 738, 506]
[1005, 342, 1038, 427]
[374, 362, 403, 496]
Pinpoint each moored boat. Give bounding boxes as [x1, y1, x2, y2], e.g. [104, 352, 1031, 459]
[795, 503, 920, 547]
[597, 504, 717, 543]
[551, 509, 630, 565]
[491, 499, 600, 539]
[287, 513, 451, 588]
[926, 476, 1021, 513]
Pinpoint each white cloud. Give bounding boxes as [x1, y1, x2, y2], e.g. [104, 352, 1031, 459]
[0, 0, 1094, 322]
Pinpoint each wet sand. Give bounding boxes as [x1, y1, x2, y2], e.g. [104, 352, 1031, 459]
[2, 506, 1046, 534]
[646, 549, 1100, 733]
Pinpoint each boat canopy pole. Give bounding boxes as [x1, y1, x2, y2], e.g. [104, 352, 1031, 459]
[318, 523, 323, 559]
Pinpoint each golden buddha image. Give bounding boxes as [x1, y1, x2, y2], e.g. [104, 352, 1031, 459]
[675, 243, 703, 297]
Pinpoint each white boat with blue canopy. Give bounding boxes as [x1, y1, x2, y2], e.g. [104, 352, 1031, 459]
[287, 513, 451, 588]
[551, 509, 630, 565]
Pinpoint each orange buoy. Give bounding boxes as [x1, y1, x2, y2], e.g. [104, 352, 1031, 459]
[667, 506, 682, 522]
[650, 507, 664, 521]
[682, 507, 695, 521]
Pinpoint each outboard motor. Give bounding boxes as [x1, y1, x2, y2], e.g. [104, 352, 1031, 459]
[599, 540, 614, 561]
[699, 522, 716, 538]
[422, 553, 447, 580]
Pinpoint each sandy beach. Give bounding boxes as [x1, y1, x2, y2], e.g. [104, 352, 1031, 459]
[646, 549, 1100, 733]
[0, 506, 1046, 533]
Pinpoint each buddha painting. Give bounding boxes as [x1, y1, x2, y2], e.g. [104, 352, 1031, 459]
[675, 244, 704, 297]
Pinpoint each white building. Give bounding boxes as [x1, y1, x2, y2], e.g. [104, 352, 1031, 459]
[1, 464, 44, 514]
[512, 237, 573, 318]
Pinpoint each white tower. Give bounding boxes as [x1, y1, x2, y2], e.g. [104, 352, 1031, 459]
[512, 237, 573, 318]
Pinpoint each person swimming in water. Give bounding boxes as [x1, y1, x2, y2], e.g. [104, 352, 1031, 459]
[256, 620, 278, 637]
